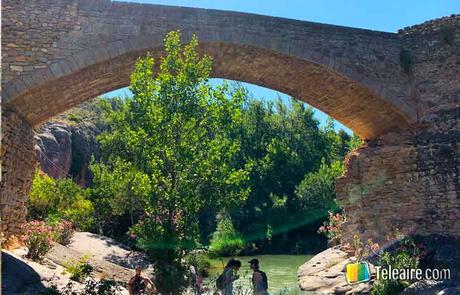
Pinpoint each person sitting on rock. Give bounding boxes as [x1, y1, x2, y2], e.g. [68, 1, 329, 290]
[128, 266, 153, 295]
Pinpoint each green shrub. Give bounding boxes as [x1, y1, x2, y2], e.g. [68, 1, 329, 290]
[186, 252, 211, 277]
[48, 219, 74, 246]
[28, 170, 94, 231]
[371, 279, 408, 295]
[209, 213, 245, 257]
[21, 220, 55, 261]
[62, 254, 93, 282]
[296, 160, 343, 223]
[371, 237, 422, 295]
[67, 113, 84, 123]
[41, 279, 121, 295]
[81, 279, 121, 295]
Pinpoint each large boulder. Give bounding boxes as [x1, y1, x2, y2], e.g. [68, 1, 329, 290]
[46, 242, 135, 285]
[298, 247, 375, 294]
[2, 249, 85, 294]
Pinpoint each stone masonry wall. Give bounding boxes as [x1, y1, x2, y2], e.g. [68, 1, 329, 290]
[0, 111, 36, 246]
[399, 15, 460, 117]
[337, 15, 460, 245]
[337, 107, 460, 245]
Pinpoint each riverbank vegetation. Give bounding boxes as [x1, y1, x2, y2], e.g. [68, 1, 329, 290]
[26, 31, 362, 293]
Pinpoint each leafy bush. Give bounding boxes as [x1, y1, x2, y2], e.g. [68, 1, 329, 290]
[50, 219, 74, 246]
[21, 220, 55, 261]
[371, 237, 423, 295]
[187, 252, 211, 277]
[28, 170, 94, 230]
[209, 213, 245, 257]
[62, 254, 93, 282]
[371, 279, 408, 295]
[317, 211, 345, 246]
[296, 160, 343, 220]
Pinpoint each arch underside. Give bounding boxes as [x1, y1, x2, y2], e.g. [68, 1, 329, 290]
[4, 42, 411, 139]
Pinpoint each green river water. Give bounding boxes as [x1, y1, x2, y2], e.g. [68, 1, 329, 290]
[204, 255, 313, 293]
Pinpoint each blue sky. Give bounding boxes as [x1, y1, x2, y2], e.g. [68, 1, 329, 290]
[104, 0, 460, 133]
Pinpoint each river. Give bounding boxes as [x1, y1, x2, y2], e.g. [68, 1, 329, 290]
[203, 255, 312, 294]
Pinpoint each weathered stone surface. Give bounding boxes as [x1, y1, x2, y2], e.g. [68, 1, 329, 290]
[2, 249, 86, 294]
[337, 107, 460, 246]
[34, 110, 103, 187]
[35, 123, 73, 180]
[400, 273, 460, 295]
[400, 280, 445, 295]
[1, 111, 36, 247]
[298, 247, 375, 294]
[46, 242, 134, 286]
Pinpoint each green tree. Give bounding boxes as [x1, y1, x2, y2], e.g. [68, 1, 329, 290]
[92, 31, 250, 293]
[295, 160, 343, 222]
[89, 157, 147, 237]
[209, 212, 245, 257]
[348, 133, 364, 152]
[229, 97, 341, 252]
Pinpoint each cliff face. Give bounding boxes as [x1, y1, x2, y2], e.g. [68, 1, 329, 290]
[34, 99, 104, 187]
[35, 123, 73, 180]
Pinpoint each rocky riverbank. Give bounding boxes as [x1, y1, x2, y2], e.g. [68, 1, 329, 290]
[298, 235, 460, 294]
[297, 247, 375, 294]
[1, 232, 153, 294]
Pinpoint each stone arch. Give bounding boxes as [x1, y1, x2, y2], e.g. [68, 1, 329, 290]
[2, 0, 418, 140]
[4, 1, 459, 247]
[4, 37, 414, 140]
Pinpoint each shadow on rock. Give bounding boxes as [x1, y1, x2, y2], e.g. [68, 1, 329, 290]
[1, 251, 48, 294]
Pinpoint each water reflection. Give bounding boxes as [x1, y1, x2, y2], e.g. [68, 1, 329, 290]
[204, 255, 313, 293]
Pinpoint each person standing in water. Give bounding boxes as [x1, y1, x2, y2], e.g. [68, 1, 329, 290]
[216, 259, 241, 295]
[249, 259, 268, 295]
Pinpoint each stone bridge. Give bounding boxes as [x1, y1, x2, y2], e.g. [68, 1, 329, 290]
[1, 0, 459, 245]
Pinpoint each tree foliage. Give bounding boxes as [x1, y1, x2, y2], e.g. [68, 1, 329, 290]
[208, 212, 245, 257]
[227, 98, 351, 253]
[91, 31, 251, 293]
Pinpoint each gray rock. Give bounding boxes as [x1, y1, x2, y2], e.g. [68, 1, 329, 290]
[35, 122, 73, 179]
[34, 99, 105, 186]
[298, 247, 375, 294]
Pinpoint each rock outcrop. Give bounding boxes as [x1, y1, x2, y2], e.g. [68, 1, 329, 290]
[298, 247, 375, 294]
[33, 99, 104, 187]
[35, 122, 73, 180]
[3, 231, 152, 294]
